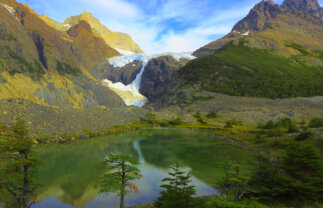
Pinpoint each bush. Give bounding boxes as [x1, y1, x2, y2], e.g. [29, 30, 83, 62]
[295, 130, 315, 141]
[263, 120, 275, 129]
[206, 112, 218, 118]
[194, 111, 207, 124]
[225, 119, 243, 128]
[309, 117, 323, 128]
[159, 120, 170, 127]
[168, 117, 183, 126]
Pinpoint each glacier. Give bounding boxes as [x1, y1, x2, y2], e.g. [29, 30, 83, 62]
[104, 52, 196, 107]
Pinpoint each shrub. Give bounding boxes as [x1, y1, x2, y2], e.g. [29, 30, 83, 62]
[295, 130, 315, 141]
[309, 117, 323, 128]
[159, 120, 170, 127]
[225, 119, 243, 128]
[206, 112, 218, 118]
[263, 120, 275, 129]
[197, 118, 207, 125]
[168, 117, 183, 126]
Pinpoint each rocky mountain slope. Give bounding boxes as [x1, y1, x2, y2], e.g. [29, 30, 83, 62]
[162, 0, 323, 101]
[0, 0, 124, 109]
[40, 10, 143, 53]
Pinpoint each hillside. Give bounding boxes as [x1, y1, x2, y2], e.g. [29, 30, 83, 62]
[40, 10, 143, 53]
[165, 0, 323, 100]
[0, 0, 124, 109]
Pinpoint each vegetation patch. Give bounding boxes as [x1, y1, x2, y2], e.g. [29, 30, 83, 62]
[177, 41, 323, 98]
[5, 46, 45, 80]
[56, 59, 80, 75]
[309, 117, 323, 128]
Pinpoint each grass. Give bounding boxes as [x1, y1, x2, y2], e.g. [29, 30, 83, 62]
[177, 40, 323, 99]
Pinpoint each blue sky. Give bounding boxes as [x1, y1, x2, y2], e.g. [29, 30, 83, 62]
[16, 0, 323, 53]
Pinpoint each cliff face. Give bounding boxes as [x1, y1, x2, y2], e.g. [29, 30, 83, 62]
[139, 56, 184, 102]
[91, 60, 142, 85]
[0, 0, 124, 109]
[41, 10, 143, 53]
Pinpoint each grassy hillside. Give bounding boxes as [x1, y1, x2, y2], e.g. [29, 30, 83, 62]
[178, 41, 323, 98]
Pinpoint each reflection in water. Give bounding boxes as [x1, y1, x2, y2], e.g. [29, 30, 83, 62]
[133, 140, 145, 163]
[32, 129, 254, 208]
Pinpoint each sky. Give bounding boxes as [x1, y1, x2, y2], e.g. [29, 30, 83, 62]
[16, 0, 323, 53]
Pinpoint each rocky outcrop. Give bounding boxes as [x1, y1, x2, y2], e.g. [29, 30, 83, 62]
[139, 56, 184, 102]
[282, 0, 322, 17]
[91, 60, 142, 85]
[232, 0, 283, 33]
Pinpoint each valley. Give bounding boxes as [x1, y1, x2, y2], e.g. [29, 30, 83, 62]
[0, 0, 323, 207]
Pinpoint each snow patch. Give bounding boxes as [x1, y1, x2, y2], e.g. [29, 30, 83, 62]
[115, 48, 135, 56]
[105, 52, 195, 107]
[1, 3, 15, 15]
[62, 24, 71, 28]
[102, 79, 147, 107]
[242, 30, 250, 36]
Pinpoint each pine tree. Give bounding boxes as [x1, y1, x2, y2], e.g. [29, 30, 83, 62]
[0, 120, 42, 208]
[95, 153, 142, 208]
[154, 163, 203, 208]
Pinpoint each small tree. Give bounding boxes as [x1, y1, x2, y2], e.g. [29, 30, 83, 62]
[154, 163, 202, 208]
[0, 120, 42, 208]
[96, 153, 142, 208]
[218, 160, 248, 201]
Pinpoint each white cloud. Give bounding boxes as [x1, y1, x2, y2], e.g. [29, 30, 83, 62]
[101, 1, 257, 53]
[80, 0, 141, 19]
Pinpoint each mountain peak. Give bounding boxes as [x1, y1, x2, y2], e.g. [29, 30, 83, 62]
[231, 0, 282, 33]
[82, 9, 91, 15]
[282, 0, 322, 17]
[67, 20, 92, 37]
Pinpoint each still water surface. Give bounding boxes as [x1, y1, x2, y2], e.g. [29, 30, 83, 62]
[32, 129, 254, 208]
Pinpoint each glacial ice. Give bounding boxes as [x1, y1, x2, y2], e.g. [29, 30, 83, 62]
[105, 52, 195, 107]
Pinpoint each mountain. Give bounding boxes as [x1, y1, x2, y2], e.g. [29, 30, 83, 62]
[40, 10, 143, 53]
[282, 0, 323, 17]
[0, 0, 124, 109]
[155, 0, 323, 105]
[193, 0, 323, 57]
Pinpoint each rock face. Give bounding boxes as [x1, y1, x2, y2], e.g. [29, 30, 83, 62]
[139, 56, 184, 102]
[282, 0, 322, 17]
[91, 60, 142, 85]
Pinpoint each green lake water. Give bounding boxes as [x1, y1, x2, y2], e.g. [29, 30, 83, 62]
[32, 129, 255, 208]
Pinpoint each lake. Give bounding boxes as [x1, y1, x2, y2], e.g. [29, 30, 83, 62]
[32, 129, 255, 208]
